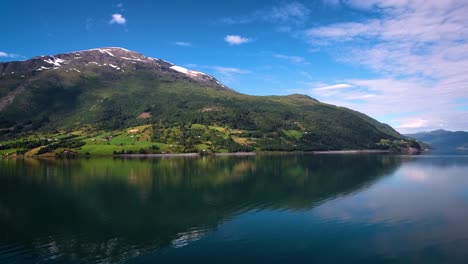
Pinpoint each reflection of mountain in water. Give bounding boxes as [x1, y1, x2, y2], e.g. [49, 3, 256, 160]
[0, 155, 402, 262]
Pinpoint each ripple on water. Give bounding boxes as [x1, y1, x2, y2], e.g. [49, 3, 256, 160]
[2, 155, 468, 263]
[0, 244, 34, 263]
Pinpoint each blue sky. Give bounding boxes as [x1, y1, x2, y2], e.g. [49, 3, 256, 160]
[1, 0, 468, 132]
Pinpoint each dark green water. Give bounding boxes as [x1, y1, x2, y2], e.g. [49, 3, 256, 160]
[1, 155, 468, 263]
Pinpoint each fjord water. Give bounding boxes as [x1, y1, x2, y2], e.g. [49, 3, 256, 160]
[1, 155, 468, 263]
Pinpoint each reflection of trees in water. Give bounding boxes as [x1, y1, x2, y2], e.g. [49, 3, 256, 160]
[0, 155, 403, 262]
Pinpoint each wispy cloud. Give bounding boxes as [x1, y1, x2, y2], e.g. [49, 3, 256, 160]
[224, 35, 251, 45]
[211, 66, 251, 85]
[213, 66, 250, 75]
[85, 18, 93, 31]
[306, 21, 379, 41]
[305, 77, 468, 133]
[0, 51, 19, 58]
[314, 83, 352, 91]
[396, 118, 428, 129]
[109, 13, 126, 25]
[173, 64, 250, 86]
[273, 53, 309, 64]
[299, 71, 314, 80]
[268, 2, 310, 22]
[174, 41, 192, 47]
[308, 81, 379, 104]
[301, 0, 468, 132]
[221, 2, 310, 25]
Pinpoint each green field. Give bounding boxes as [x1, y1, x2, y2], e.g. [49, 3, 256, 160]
[283, 130, 303, 140]
[0, 123, 255, 156]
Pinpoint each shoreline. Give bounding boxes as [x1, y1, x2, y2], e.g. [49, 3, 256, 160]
[214, 152, 257, 156]
[1, 149, 395, 159]
[311, 150, 391, 154]
[118, 153, 199, 158]
[256, 150, 391, 156]
[104, 149, 391, 157]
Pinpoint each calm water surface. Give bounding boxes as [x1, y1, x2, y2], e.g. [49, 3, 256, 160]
[1, 155, 468, 263]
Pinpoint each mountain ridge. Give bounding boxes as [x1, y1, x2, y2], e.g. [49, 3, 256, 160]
[0, 47, 228, 91]
[0, 47, 417, 155]
[406, 130, 468, 153]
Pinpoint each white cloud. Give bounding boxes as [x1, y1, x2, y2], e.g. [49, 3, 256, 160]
[346, 94, 377, 100]
[0, 51, 18, 58]
[273, 53, 308, 64]
[314, 83, 353, 91]
[213, 66, 250, 74]
[397, 118, 428, 129]
[109, 13, 126, 25]
[175, 41, 192, 47]
[308, 82, 380, 105]
[224, 35, 251, 45]
[302, 0, 468, 132]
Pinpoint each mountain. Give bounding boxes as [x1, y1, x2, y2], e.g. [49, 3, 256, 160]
[406, 129, 468, 154]
[0, 47, 415, 155]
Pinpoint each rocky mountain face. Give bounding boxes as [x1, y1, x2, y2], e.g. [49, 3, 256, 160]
[0, 47, 226, 91]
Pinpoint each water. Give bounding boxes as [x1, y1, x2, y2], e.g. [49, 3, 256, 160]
[1, 154, 468, 263]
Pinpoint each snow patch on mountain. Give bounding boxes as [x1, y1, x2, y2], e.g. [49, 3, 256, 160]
[170, 65, 207, 78]
[36, 66, 52, 71]
[121, 57, 144, 62]
[102, 49, 115, 57]
[44, 57, 66, 67]
[109, 64, 120, 70]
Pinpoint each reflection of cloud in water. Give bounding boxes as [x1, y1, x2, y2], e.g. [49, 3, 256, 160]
[314, 158, 468, 257]
[171, 228, 207, 248]
[401, 167, 429, 183]
[0, 155, 431, 262]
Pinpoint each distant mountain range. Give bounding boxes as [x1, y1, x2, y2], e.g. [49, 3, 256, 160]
[0, 47, 419, 155]
[406, 129, 468, 154]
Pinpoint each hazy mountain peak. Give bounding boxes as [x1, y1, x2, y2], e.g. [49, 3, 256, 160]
[406, 129, 468, 153]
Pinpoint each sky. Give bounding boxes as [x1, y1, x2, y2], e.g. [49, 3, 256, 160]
[1, 0, 468, 133]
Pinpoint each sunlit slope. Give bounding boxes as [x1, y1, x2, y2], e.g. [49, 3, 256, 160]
[0, 48, 405, 152]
